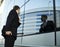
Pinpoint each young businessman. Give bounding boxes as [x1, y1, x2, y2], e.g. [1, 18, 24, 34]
[2, 5, 21, 47]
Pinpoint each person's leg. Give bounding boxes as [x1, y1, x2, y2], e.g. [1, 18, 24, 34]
[4, 36, 16, 47]
[5, 38, 9, 47]
[9, 36, 15, 47]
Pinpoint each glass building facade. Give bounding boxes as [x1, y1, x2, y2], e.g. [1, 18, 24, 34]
[18, 8, 60, 35]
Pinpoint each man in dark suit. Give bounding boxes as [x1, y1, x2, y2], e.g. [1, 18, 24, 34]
[39, 15, 55, 33]
[2, 5, 21, 47]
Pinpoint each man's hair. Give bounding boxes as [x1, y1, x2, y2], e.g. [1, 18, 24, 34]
[13, 5, 20, 10]
[41, 15, 47, 19]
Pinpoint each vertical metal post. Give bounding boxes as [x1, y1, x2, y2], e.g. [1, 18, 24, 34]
[48, 1, 51, 16]
[20, 0, 30, 46]
[53, 0, 57, 46]
[21, 0, 26, 45]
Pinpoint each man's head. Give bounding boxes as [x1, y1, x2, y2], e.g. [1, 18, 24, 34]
[41, 15, 47, 22]
[13, 5, 20, 14]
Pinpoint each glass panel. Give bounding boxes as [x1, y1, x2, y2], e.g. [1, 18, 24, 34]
[20, 0, 54, 35]
[56, 0, 60, 46]
[55, 0, 60, 29]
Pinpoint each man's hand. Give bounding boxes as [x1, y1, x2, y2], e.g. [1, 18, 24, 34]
[5, 31, 12, 35]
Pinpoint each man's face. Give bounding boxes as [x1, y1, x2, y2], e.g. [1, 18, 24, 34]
[41, 17, 47, 22]
[16, 9, 20, 14]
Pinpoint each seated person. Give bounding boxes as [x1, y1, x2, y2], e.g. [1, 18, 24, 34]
[39, 15, 55, 33]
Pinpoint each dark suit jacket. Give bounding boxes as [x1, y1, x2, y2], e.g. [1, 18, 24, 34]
[2, 9, 21, 39]
[39, 21, 55, 33]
